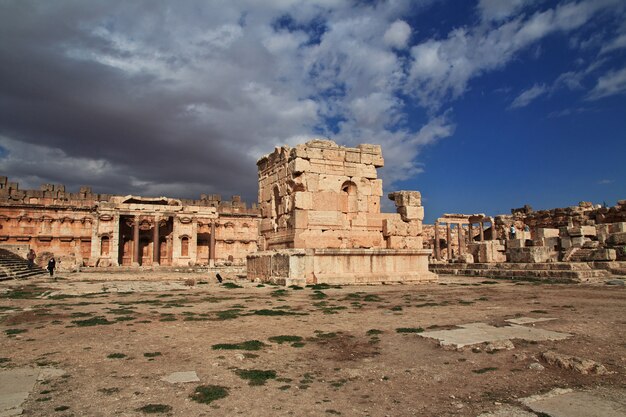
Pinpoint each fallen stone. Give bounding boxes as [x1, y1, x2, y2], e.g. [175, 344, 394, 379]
[477, 404, 536, 417]
[37, 368, 67, 381]
[419, 322, 570, 349]
[541, 351, 609, 375]
[0, 368, 39, 417]
[505, 317, 557, 325]
[485, 339, 515, 353]
[521, 387, 626, 417]
[528, 362, 545, 371]
[605, 279, 625, 286]
[160, 371, 200, 384]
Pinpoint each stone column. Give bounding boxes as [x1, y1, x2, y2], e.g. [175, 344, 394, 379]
[446, 223, 452, 260]
[479, 222, 485, 241]
[209, 221, 216, 267]
[434, 222, 440, 261]
[152, 215, 159, 266]
[457, 223, 463, 255]
[468, 223, 473, 245]
[190, 218, 198, 266]
[133, 216, 140, 266]
[110, 214, 120, 266]
[491, 218, 497, 240]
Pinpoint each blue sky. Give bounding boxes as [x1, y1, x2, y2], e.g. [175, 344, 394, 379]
[0, 0, 624, 223]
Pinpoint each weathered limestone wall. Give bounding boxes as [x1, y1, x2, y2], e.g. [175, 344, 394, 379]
[250, 139, 436, 285]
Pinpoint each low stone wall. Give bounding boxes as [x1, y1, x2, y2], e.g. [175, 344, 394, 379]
[247, 248, 436, 286]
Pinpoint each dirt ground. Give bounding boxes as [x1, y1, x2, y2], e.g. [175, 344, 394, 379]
[1, 272, 625, 417]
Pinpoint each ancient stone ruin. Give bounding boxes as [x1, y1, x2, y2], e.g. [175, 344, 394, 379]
[246, 139, 436, 285]
[0, 176, 259, 272]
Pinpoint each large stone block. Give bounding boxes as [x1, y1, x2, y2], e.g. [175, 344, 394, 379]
[358, 164, 377, 179]
[307, 210, 343, 228]
[507, 238, 525, 248]
[345, 150, 360, 163]
[399, 206, 424, 222]
[289, 158, 310, 175]
[507, 247, 554, 263]
[536, 228, 559, 239]
[293, 192, 312, 210]
[609, 222, 626, 233]
[312, 191, 340, 211]
[607, 232, 626, 245]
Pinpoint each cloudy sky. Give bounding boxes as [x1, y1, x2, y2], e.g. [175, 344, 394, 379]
[1, 0, 625, 222]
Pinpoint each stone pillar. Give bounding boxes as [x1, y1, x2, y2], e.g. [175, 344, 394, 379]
[479, 222, 485, 241]
[457, 223, 463, 255]
[152, 215, 159, 266]
[468, 223, 473, 245]
[90, 215, 100, 265]
[133, 216, 140, 266]
[446, 223, 452, 260]
[190, 218, 198, 266]
[110, 214, 120, 266]
[491, 218, 497, 241]
[434, 222, 440, 261]
[209, 221, 216, 267]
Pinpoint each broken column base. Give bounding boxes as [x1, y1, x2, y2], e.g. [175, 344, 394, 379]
[247, 248, 437, 286]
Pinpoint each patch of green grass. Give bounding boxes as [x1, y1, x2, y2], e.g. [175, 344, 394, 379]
[458, 300, 474, 305]
[363, 294, 382, 302]
[288, 285, 304, 290]
[108, 308, 136, 315]
[1, 287, 45, 299]
[481, 280, 499, 284]
[395, 327, 424, 333]
[308, 283, 332, 290]
[54, 405, 70, 411]
[143, 352, 161, 358]
[222, 282, 242, 289]
[190, 385, 229, 404]
[136, 404, 172, 413]
[278, 385, 290, 390]
[70, 312, 93, 318]
[107, 353, 127, 359]
[366, 329, 383, 336]
[0, 357, 11, 364]
[250, 309, 301, 316]
[235, 369, 277, 385]
[530, 310, 548, 314]
[36, 397, 52, 402]
[291, 342, 306, 348]
[326, 409, 342, 414]
[473, 367, 498, 374]
[415, 302, 441, 308]
[320, 306, 347, 314]
[159, 315, 177, 322]
[271, 289, 289, 297]
[268, 335, 303, 344]
[310, 291, 327, 300]
[212, 340, 266, 351]
[71, 316, 114, 326]
[115, 315, 136, 322]
[5, 328, 27, 335]
[215, 309, 243, 320]
[390, 306, 403, 311]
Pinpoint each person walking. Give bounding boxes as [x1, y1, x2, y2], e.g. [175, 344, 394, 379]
[27, 249, 36, 269]
[510, 225, 517, 240]
[47, 257, 56, 278]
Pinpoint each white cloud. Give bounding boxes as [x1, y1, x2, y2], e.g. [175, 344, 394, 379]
[408, 0, 620, 109]
[587, 66, 626, 100]
[478, 0, 538, 22]
[600, 33, 626, 54]
[509, 83, 548, 108]
[383, 20, 412, 49]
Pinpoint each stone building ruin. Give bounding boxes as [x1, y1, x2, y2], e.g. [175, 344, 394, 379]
[247, 139, 436, 285]
[0, 177, 259, 271]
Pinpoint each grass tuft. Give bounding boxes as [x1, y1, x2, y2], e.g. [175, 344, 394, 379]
[235, 369, 277, 386]
[136, 404, 172, 413]
[268, 335, 303, 344]
[212, 340, 266, 351]
[190, 385, 229, 404]
[395, 327, 424, 333]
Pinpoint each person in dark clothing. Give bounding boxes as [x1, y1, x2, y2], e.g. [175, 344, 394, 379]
[216, 273, 223, 283]
[27, 249, 36, 269]
[47, 257, 56, 277]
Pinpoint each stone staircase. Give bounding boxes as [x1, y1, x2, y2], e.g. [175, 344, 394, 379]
[429, 262, 612, 283]
[0, 249, 47, 280]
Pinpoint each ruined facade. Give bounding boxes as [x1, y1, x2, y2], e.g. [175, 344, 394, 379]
[247, 139, 436, 285]
[0, 177, 259, 271]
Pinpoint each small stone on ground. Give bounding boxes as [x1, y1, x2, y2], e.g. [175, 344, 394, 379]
[160, 371, 200, 384]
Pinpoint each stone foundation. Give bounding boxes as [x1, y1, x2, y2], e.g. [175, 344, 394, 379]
[247, 248, 436, 286]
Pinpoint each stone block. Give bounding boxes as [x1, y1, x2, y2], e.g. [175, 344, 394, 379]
[507, 238, 525, 248]
[587, 249, 617, 261]
[357, 144, 382, 154]
[607, 232, 626, 245]
[609, 222, 626, 233]
[307, 210, 343, 228]
[536, 228, 559, 239]
[571, 236, 588, 247]
[399, 206, 424, 222]
[312, 191, 340, 211]
[508, 247, 553, 263]
[371, 179, 383, 196]
[404, 236, 423, 249]
[561, 237, 572, 249]
[322, 148, 345, 161]
[345, 150, 360, 163]
[407, 221, 422, 236]
[367, 197, 379, 214]
[344, 162, 358, 177]
[358, 164, 377, 179]
[318, 175, 348, 192]
[386, 236, 406, 249]
[289, 158, 310, 175]
[293, 192, 312, 210]
[383, 218, 408, 237]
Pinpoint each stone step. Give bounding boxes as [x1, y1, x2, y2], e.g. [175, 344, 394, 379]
[429, 265, 612, 283]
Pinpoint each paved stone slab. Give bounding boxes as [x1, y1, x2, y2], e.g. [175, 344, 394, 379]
[477, 404, 536, 417]
[419, 322, 570, 348]
[0, 368, 38, 417]
[521, 388, 626, 417]
[505, 317, 557, 325]
[161, 371, 200, 384]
